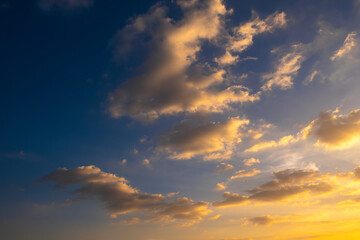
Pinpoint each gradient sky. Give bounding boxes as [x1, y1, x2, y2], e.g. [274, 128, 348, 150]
[2, 0, 360, 239]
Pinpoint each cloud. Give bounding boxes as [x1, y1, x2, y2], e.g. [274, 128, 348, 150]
[42, 166, 211, 225]
[213, 168, 336, 208]
[330, 32, 357, 61]
[261, 45, 304, 91]
[38, 0, 93, 11]
[142, 159, 151, 168]
[227, 11, 286, 54]
[248, 215, 275, 226]
[214, 11, 286, 67]
[215, 168, 260, 190]
[302, 108, 360, 149]
[246, 108, 360, 152]
[243, 158, 260, 167]
[216, 163, 234, 174]
[108, 0, 261, 121]
[215, 51, 239, 65]
[213, 192, 249, 207]
[245, 135, 300, 152]
[215, 183, 227, 190]
[157, 117, 249, 160]
[229, 169, 261, 180]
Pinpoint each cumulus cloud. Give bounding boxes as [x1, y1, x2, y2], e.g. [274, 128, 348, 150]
[157, 117, 249, 160]
[330, 32, 357, 61]
[246, 108, 360, 152]
[216, 163, 234, 174]
[213, 168, 336, 207]
[42, 166, 211, 225]
[108, 0, 261, 121]
[38, 0, 93, 11]
[261, 45, 304, 91]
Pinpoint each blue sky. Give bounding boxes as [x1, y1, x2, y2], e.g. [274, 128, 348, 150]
[2, 0, 360, 239]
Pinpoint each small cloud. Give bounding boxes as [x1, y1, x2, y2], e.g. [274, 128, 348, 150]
[120, 159, 127, 166]
[142, 159, 151, 168]
[243, 158, 260, 167]
[166, 192, 180, 198]
[229, 169, 261, 180]
[216, 163, 235, 174]
[215, 183, 227, 191]
[133, 148, 139, 155]
[139, 136, 148, 143]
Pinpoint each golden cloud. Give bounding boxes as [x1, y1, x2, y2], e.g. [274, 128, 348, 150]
[157, 117, 249, 160]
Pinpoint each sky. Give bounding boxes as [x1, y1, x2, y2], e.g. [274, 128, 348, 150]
[1, 0, 360, 239]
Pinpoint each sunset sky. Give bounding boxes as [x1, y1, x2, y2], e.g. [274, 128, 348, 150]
[2, 0, 360, 239]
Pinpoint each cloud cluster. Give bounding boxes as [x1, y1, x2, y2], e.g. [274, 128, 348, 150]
[38, 0, 93, 11]
[108, 0, 290, 121]
[246, 108, 360, 152]
[157, 117, 249, 160]
[213, 168, 335, 207]
[42, 166, 211, 225]
[109, 0, 261, 121]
